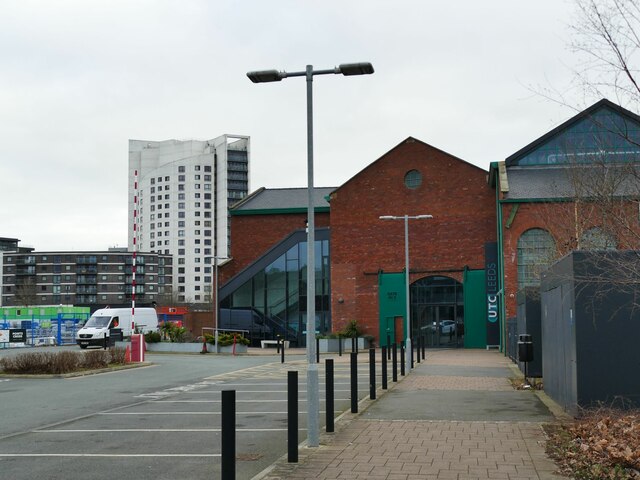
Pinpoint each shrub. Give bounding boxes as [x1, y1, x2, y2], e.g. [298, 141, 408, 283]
[82, 350, 112, 370]
[317, 333, 339, 339]
[108, 347, 127, 364]
[0, 347, 128, 375]
[145, 331, 162, 343]
[341, 319, 362, 338]
[203, 332, 250, 346]
[160, 322, 189, 342]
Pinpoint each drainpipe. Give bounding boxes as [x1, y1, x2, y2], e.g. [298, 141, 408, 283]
[495, 173, 507, 354]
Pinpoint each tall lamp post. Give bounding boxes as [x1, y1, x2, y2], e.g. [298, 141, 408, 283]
[213, 256, 226, 354]
[248, 62, 374, 447]
[379, 214, 433, 371]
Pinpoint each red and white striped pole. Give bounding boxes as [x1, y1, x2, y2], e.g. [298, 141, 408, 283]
[132, 170, 140, 361]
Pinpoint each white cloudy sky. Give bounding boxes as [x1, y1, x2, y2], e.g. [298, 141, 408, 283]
[1, 0, 592, 251]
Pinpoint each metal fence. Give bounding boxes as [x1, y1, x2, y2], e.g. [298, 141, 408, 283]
[0, 312, 90, 347]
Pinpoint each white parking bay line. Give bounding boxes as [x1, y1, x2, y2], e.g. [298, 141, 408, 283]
[34, 428, 301, 432]
[99, 411, 326, 415]
[189, 389, 352, 394]
[0, 453, 220, 457]
[154, 398, 351, 403]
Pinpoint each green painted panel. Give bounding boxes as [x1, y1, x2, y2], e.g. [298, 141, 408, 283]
[463, 269, 487, 348]
[378, 272, 406, 347]
[0, 306, 90, 320]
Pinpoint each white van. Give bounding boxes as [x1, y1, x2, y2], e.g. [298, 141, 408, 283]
[76, 307, 158, 349]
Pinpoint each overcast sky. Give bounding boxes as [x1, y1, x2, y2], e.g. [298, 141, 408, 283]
[1, 0, 589, 251]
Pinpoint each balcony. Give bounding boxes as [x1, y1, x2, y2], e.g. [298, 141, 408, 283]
[16, 266, 36, 276]
[16, 256, 36, 266]
[76, 276, 97, 285]
[76, 256, 97, 264]
[76, 266, 97, 275]
[125, 266, 145, 275]
[76, 286, 97, 295]
[125, 256, 146, 265]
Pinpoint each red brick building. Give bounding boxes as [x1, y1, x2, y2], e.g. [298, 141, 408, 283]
[174, 99, 640, 351]
[218, 137, 496, 348]
[490, 99, 640, 339]
[329, 138, 496, 344]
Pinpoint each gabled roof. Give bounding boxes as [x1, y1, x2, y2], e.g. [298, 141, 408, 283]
[332, 136, 487, 196]
[506, 99, 640, 167]
[230, 187, 335, 215]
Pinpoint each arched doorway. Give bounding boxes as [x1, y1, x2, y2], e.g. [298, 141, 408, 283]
[411, 276, 464, 348]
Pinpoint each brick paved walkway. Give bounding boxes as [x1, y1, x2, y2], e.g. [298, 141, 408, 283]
[254, 349, 566, 480]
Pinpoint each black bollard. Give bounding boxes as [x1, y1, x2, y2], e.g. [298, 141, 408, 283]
[411, 341, 415, 369]
[276, 336, 281, 354]
[281, 339, 285, 364]
[316, 336, 320, 363]
[103, 332, 107, 350]
[288, 371, 298, 463]
[325, 359, 334, 433]
[421, 335, 426, 360]
[350, 352, 358, 413]
[392, 343, 398, 382]
[381, 346, 388, 390]
[338, 335, 342, 357]
[221, 390, 235, 480]
[351, 337, 356, 353]
[400, 343, 405, 376]
[369, 348, 376, 400]
[386, 333, 391, 360]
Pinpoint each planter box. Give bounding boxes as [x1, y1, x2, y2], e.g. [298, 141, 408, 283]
[217, 344, 248, 354]
[140, 342, 248, 354]
[318, 337, 370, 353]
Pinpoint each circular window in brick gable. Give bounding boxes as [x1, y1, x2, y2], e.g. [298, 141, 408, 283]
[404, 169, 422, 189]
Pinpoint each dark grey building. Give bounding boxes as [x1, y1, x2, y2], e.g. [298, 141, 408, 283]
[540, 250, 640, 413]
[1, 249, 173, 309]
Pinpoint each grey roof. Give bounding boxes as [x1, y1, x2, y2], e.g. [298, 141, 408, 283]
[505, 165, 640, 200]
[232, 187, 336, 211]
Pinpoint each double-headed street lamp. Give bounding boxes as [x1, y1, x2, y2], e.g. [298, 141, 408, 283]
[248, 63, 374, 447]
[379, 214, 433, 371]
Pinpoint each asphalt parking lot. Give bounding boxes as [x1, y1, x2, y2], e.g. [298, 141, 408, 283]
[0, 348, 377, 479]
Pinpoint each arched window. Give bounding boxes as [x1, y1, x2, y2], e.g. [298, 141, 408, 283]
[580, 227, 617, 250]
[517, 228, 556, 288]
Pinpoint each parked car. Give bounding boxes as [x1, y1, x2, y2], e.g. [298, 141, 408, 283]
[422, 320, 456, 334]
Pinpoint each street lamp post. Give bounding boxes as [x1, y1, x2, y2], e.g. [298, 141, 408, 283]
[213, 256, 226, 354]
[248, 62, 374, 447]
[379, 214, 433, 371]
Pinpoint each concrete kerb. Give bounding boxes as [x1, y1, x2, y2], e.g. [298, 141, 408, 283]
[0, 362, 153, 379]
[506, 359, 573, 423]
[251, 358, 410, 480]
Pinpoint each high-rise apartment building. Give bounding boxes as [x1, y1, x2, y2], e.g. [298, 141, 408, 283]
[128, 135, 250, 303]
[0, 249, 173, 308]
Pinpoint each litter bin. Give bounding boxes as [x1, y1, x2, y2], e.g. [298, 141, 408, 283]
[518, 334, 533, 362]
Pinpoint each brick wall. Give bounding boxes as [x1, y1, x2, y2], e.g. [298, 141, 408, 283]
[220, 212, 330, 283]
[183, 311, 214, 337]
[500, 199, 640, 319]
[330, 138, 496, 341]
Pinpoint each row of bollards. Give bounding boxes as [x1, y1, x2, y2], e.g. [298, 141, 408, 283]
[220, 343, 423, 478]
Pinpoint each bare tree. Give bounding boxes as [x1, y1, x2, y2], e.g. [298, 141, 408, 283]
[570, 0, 640, 109]
[529, 152, 640, 318]
[155, 287, 205, 311]
[14, 277, 38, 307]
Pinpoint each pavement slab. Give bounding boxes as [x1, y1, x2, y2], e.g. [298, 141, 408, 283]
[254, 349, 566, 480]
